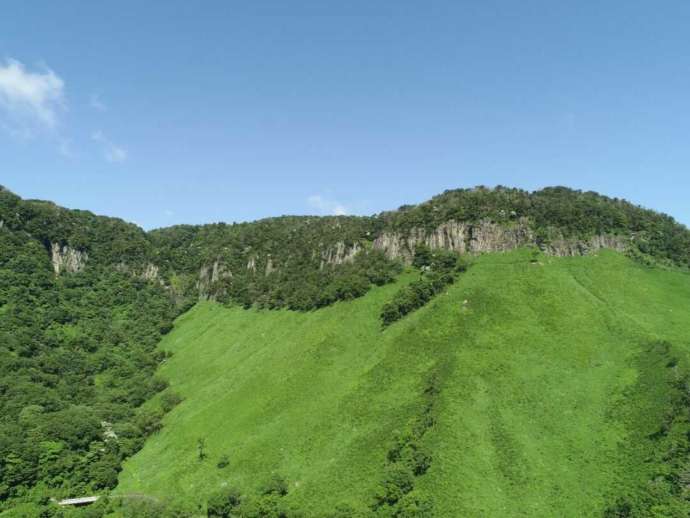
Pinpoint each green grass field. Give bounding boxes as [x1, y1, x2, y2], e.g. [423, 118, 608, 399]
[116, 250, 690, 516]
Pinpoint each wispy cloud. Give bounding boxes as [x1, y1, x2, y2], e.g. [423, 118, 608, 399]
[92, 130, 127, 163]
[89, 93, 107, 112]
[308, 194, 349, 216]
[0, 58, 65, 132]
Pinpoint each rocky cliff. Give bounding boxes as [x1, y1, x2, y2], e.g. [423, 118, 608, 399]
[196, 259, 232, 299]
[192, 218, 632, 298]
[372, 218, 631, 263]
[50, 243, 88, 275]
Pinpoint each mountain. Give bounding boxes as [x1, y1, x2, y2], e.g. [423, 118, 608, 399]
[0, 185, 689, 517]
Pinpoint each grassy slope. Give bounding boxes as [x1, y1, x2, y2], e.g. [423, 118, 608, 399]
[116, 250, 690, 516]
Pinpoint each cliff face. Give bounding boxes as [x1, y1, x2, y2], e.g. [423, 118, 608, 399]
[192, 218, 632, 298]
[544, 233, 629, 257]
[372, 219, 534, 262]
[372, 219, 630, 264]
[50, 243, 87, 275]
[196, 260, 232, 299]
[319, 241, 361, 269]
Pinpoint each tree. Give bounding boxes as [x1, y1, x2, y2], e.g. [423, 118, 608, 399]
[412, 245, 432, 269]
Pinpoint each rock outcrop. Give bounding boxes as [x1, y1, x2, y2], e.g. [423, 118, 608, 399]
[197, 260, 232, 299]
[190, 220, 632, 299]
[372, 219, 629, 263]
[141, 263, 160, 281]
[373, 221, 470, 263]
[265, 256, 276, 276]
[50, 243, 87, 275]
[319, 242, 361, 269]
[467, 219, 534, 253]
[544, 233, 629, 257]
[113, 262, 162, 283]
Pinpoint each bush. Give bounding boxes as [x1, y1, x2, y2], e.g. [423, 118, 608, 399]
[380, 273, 454, 327]
[412, 245, 432, 269]
[207, 486, 242, 517]
[260, 473, 289, 496]
[374, 464, 415, 507]
[160, 391, 184, 413]
[396, 490, 434, 517]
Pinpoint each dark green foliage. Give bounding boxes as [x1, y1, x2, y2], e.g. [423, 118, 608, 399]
[110, 497, 196, 518]
[149, 215, 399, 311]
[207, 486, 242, 517]
[161, 391, 184, 413]
[374, 464, 415, 507]
[396, 490, 433, 517]
[603, 498, 632, 517]
[260, 474, 289, 497]
[381, 186, 690, 267]
[381, 249, 462, 327]
[206, 477, 301, 518]
[372, 371, 441, 515]
[604, 341, 690, 516]
[197, 438, 207, 461]
[411, 245, 432, 269]
[0, 188, 180, 511]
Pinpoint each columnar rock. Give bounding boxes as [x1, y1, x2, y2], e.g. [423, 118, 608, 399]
[373, 218, 629, 263]
[197, 259, 232, 298]
[468, 219, 534, 253]
[320, 241, 361, 269]
[50, 242, 87, 275]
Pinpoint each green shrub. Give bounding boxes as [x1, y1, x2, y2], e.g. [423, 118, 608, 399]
[260, 473, 289, 497]
[396, 490, 434, 517]
[373, 464, 415, 507]
[161, 391, 184, 413]
[207, 486, 242, 517]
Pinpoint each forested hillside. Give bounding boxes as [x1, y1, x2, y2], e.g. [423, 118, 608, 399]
[0, 184, 689, 516]
[0, 188, 180, 510]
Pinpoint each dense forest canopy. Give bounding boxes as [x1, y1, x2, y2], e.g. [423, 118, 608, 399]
[0, 183, 688, 514]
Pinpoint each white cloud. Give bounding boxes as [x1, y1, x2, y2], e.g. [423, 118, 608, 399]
[89, 93, 107, 112]
[92, 130, 127, 163]
[308, 194, 349, 216]
[164, 209, 174, 217]
[0, 58, 65, 130]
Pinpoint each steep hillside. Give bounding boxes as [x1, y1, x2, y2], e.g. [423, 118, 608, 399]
[115, 250, 690, 517]
[2, 184, 689, 516]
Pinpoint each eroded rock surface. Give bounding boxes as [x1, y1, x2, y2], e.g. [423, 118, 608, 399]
[372, 219, 629, 263]
[51, 243, 87, 275]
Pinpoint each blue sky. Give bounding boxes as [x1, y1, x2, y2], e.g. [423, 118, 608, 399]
[1, 1, 689, 229]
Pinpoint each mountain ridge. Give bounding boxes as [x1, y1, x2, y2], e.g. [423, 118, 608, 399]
[2, 184, 688, 311]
